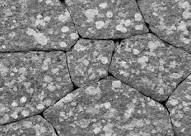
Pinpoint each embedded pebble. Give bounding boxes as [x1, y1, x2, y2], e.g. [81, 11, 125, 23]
[109, 33, 191, 101]
[167, 75, 191, 136]
[0, 0, 79, 51]
[67, 39, 115, 87]
[0, 52, 73, 125]
[138, 0, 191, 53]
[44, 78, 173, 136]
[65, 0, 148, 39]
[0, 115, 57, 136]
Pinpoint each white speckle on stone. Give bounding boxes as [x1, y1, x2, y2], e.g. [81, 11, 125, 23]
[0, 63, 9, 76]
[44, 75, 53, 82]
[135, 24, 144, 30]
[106, 11, 113, 18]
[59, 42, 68, 48]
[70, 33, 79, 40]
[20, 96, 27, 103]
[95, 21, 105, 29]
[138, 56, 149, 64]
[116, 24, 127, 33]
[134, 13, 143, 21]
[37, 104, 45, 110]
[112, 81, 121, 88]
[11, 101, 18, 107]
[99, 2, 108, 9]
[58, 12, 70, 23]
[124, 19, 131, 27]
[85, 86, 101, 96]
[21, 110, 30, 117]
[84, 9, 99, 22]
[61, 26, 70, 33]
[169, 99, 179, 106]
[74, 43, 87, 52]
[133, 49, 140, 55]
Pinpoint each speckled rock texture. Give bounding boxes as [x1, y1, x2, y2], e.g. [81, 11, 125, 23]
[0, 0, 79, 51]
[0, 52, 73, 125]
[0, 115, 57, 136]
[1, 0, 191, 136]
[138, 0, 191, 53]
[109, 33, 191, 102]
[44, 78, 173, 136]
[65, 0, 148, 39]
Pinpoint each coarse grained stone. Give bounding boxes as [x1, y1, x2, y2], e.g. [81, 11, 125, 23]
[0, 51, 73, 125]
[0, 115, 57, 136]
[138, 0, 191, 53]
[67, 39, 115, 87]
[0, 0, 79, 51]
[65, 0, 148, 39]
[44, 78, 173, 136]
[109, 33, 191, 102]
[167, 75, 191, 136]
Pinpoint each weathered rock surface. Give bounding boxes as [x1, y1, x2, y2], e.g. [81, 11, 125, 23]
[138, 0, 191, 53]
[67, 39, 114, 87]
[44, 78, 173, 136]
[109, 33, 191, 101]
[167, 75, 191, 136]
[0, 0, 79, 51]
[0, 52, 73, 125]
[0, 115, 57, 136]
[65, 0, 148, 39]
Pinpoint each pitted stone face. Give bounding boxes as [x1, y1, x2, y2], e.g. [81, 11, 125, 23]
[138, 0, 191, 53]
[65, 0, 148, 39]
[167, 75, 191, 136]
[0, 52, 73, 125]
[43, 78, 173, 136]
[0, 116, 57, 136]
[0, 0, 79, 51]
[109, 33, 191, 101]
[67, 39, 115, 87]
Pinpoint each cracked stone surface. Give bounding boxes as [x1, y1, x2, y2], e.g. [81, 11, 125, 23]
[0, 52, 73, 125]
[1, 0, 190, 135]
[138, 0, 191, 53]
[109, 33, 191, 101]
[0, 0, 79, 51]
[65, 0, 148, 39]
[44, 78, 173, 136]
[0, 115, 57, 136]
[67, 39, 114, 87]
[167, 75, 191, 136]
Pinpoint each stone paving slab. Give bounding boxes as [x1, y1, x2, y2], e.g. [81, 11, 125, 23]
[138, 0, 191, 53]
[109, 33, 191, 102]
[0, 115, 57, 136]
[0, 51, 73, 125]
[0, 0, 79, 51]
[167, 75, 191, 136]
[44, 78, 173, 136]
[67, 39, 115, 87]
[65, 0, 148, 39]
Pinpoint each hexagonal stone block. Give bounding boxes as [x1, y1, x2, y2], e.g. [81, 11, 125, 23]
[138, 0, 191, 53]
[67, 39, 115, 87]
[109, 33, 191, 101]
[44, 78, 173, 136]
[0, 0, 79, 51]
[167, 75, 191, 136]
[0, 52, 73, 125]
[0, 115, 57, 136]
[65, 0, 148, 39]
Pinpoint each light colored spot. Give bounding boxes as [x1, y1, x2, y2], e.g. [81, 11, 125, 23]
[0, 63, 9, 76]
[138, 56, 149, 64]
[103, 102, 111, 109]
[99, 2, 108, 9]
[133, 49, 140, 55]
[93, 126, 102, 134]
[70, 33, 79, 40]
[112, 81, 121, 88]
[103, 123, 114, 136]
[59, 42, 68, 48]
[134, 13, 142, 21]
[74, 43, 87, 51]
[58, 11, 70, 23]
[169, 99, 179, 106]
[106, 11, 113, 18]
[21, 110, 30, 117]
[37, 104, 45, 110]
[170, 73, 183, 79]
[20, 96, 27, 103]
[124, 20, 131, 27]
[116, 24, 127, 33]
[97, 55, 108, 64]
[47, 84, 56, 92]
[84, 9, 99, 22]
[11, 101, 18, 107]
[61, 26, 70, 33]
[124, 104, 135, 119]
[44, 75, 52, 82]
[95, 21, 105, 29]
[11, 111, 18, 119]
[85, 86, 101, 96]
[135, 24, 143, 30]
